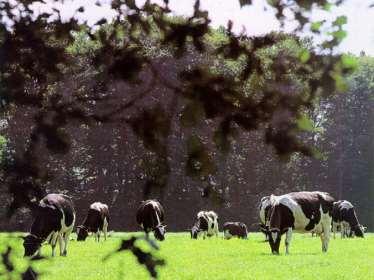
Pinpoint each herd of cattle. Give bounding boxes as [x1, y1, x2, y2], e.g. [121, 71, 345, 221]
[22, 191, 367, 257]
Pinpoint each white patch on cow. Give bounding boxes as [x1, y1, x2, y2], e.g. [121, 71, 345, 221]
[147, 201, 161, 225]
[197, 211, 205, 219]
[271, 232, 278, 242]
[103, 217, 109, 241]
[90, 202, 108, 212]
[341, 221, 350, 238]
[57, 209, 75, 256]
[332, 222, 339, 239]
[285, 228, 292, 254]
[259, 197, 271, 224]
[196, 211, 219, 238]
[224, 230, 232, 239]
[340, 200, 354, 209]
[155, 211, 161, 225]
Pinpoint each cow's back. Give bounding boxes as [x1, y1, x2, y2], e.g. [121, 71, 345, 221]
[44, 194, 75, 227]
[136, 200, 163, 228]
[91, 202, 110, 221]
[32, 194, 75, 235]
[272, 191, 334, 233]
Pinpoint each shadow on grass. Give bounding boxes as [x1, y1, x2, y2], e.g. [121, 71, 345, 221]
[259, 252, 320, 256]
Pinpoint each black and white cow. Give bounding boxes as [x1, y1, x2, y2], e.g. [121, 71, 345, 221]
[136, 200, 166, 241]
[266, 191, 335, 255]
[223, 222, 248, 239]
[332, 200, 364, 238]
[190, 211, 219, 239]
[259, 196, 272, 241]
[23, 193, 75, 257]
[77, 202, 109, 242]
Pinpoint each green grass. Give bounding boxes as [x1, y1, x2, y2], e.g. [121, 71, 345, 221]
[1, 232, 373, 280]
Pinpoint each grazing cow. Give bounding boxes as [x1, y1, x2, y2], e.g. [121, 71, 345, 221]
[332, 200, 364, 238]
[223, 222, 248, 239]
[136, 200, 166, 241]
[259, 196, 272, 241]
[267, 191, 334, 255]
[77, 202, 109, 242]
[23, 194, 75, 257]
[190, 211, 219, 239]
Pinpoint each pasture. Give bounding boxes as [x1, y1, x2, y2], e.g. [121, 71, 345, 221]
[1, 232, 373, 280]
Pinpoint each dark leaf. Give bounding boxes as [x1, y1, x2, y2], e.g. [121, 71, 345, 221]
[239, 0, 252, 7]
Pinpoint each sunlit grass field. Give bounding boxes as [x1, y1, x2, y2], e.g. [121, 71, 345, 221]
[1, 232, 373, 280]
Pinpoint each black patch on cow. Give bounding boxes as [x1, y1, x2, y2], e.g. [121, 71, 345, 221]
[269, 203, 295, 233]
[223, 222, 248, 238]
[136, 200, 166, 241]
[264, 205, 271, 222]
[86, 209, 105, 230]
[268, 203, 294, 254]
[198, 216, 209, 231]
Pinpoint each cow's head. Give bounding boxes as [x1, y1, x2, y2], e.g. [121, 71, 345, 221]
[190, 226, 199, 239]
[76, 225, 89, 241]
[259, 223, 270, 240]
[268, 229, 281, 255]
[240, 223, 248, 239]
[352, 224, 365, 238]
[259, 223, 268, 234]
[23, 235, 43, 257]
[154, 224, 166, 241]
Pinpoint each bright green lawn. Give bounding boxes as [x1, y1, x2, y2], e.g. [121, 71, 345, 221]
[1, 232, 373, 280]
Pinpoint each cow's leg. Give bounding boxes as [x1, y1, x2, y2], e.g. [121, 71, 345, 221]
[321, 221, 331, 252]
[96, 230, 100, 242]
[341, 223, 346, 238]
[285, 228, 292, 255]
[57, 233, 65, 256]
[61, 230, 72, 256]
[50, 232, 59, 257]
[103, 218, 108, 241]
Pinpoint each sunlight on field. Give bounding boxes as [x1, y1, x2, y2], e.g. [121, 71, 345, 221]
[1, 232, 373, 280]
